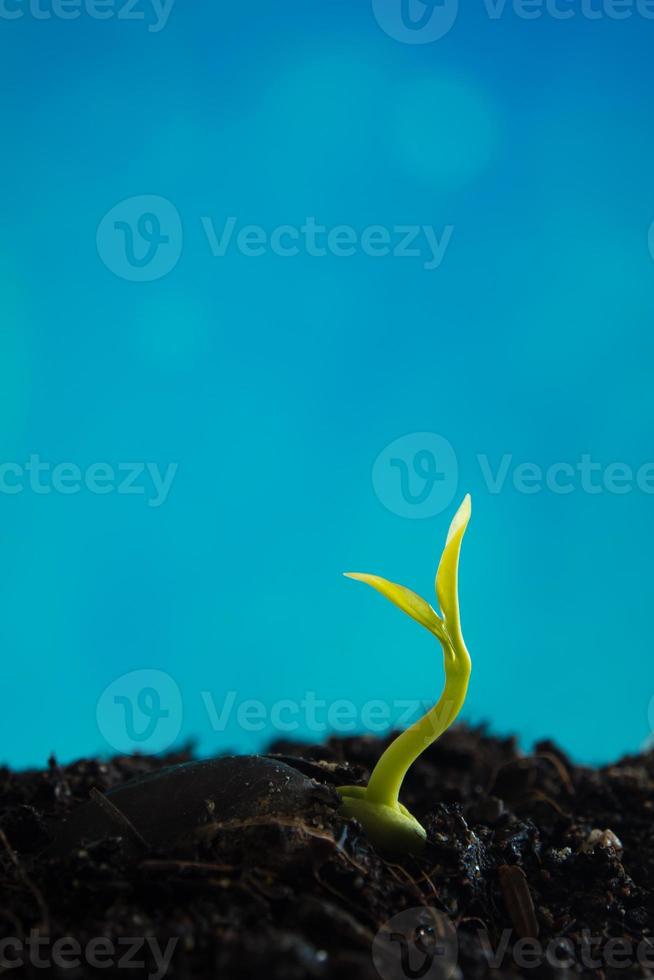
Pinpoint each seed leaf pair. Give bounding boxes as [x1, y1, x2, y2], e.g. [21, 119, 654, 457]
[344, 492, 470, 649]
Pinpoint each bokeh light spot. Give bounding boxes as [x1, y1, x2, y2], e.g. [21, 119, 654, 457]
[391, 74, 498, 188]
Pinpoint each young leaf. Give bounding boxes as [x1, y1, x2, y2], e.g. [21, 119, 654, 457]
[344, 572, 445, 638]
[435, 493, 471, 637]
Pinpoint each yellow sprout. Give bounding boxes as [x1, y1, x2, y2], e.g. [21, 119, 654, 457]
[338, 495, 472, 854]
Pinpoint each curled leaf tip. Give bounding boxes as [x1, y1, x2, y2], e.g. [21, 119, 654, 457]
[446, 493, 472, 545]
[436, 494, 472, 634]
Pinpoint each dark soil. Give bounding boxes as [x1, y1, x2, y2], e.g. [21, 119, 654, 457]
[1, 726, 653, 978]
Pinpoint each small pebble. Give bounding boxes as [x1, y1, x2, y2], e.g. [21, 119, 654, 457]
[580, 828, 623, 853]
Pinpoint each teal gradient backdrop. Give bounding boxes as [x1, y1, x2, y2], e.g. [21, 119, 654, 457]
[1, 1, 653, 768]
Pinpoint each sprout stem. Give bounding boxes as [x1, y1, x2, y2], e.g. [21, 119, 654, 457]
[365, 632, 471, 806]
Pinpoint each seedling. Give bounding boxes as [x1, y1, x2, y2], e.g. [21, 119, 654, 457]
[338, 495, 472, 854]
[52, 496, 471, 860]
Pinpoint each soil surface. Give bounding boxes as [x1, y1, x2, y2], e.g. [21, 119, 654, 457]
[1, 726, 653, 978]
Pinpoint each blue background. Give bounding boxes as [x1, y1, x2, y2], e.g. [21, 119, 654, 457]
[1, 0, 653, 769]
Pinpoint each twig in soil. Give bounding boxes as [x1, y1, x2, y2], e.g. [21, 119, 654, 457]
[139, 859, 236, 875]
[498, 864, 539, 939]
[89, 787, 149, 850]
[312, 866, 373, 920]
[412, 867, 440, 903]
[199, 816, 370, 875]
[0, 829, 50, 934]
[384, 862, 433, 909]
[487, 753, 575, 798]
[537, 752, 575, 796]
[517, 790, 571, 818]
